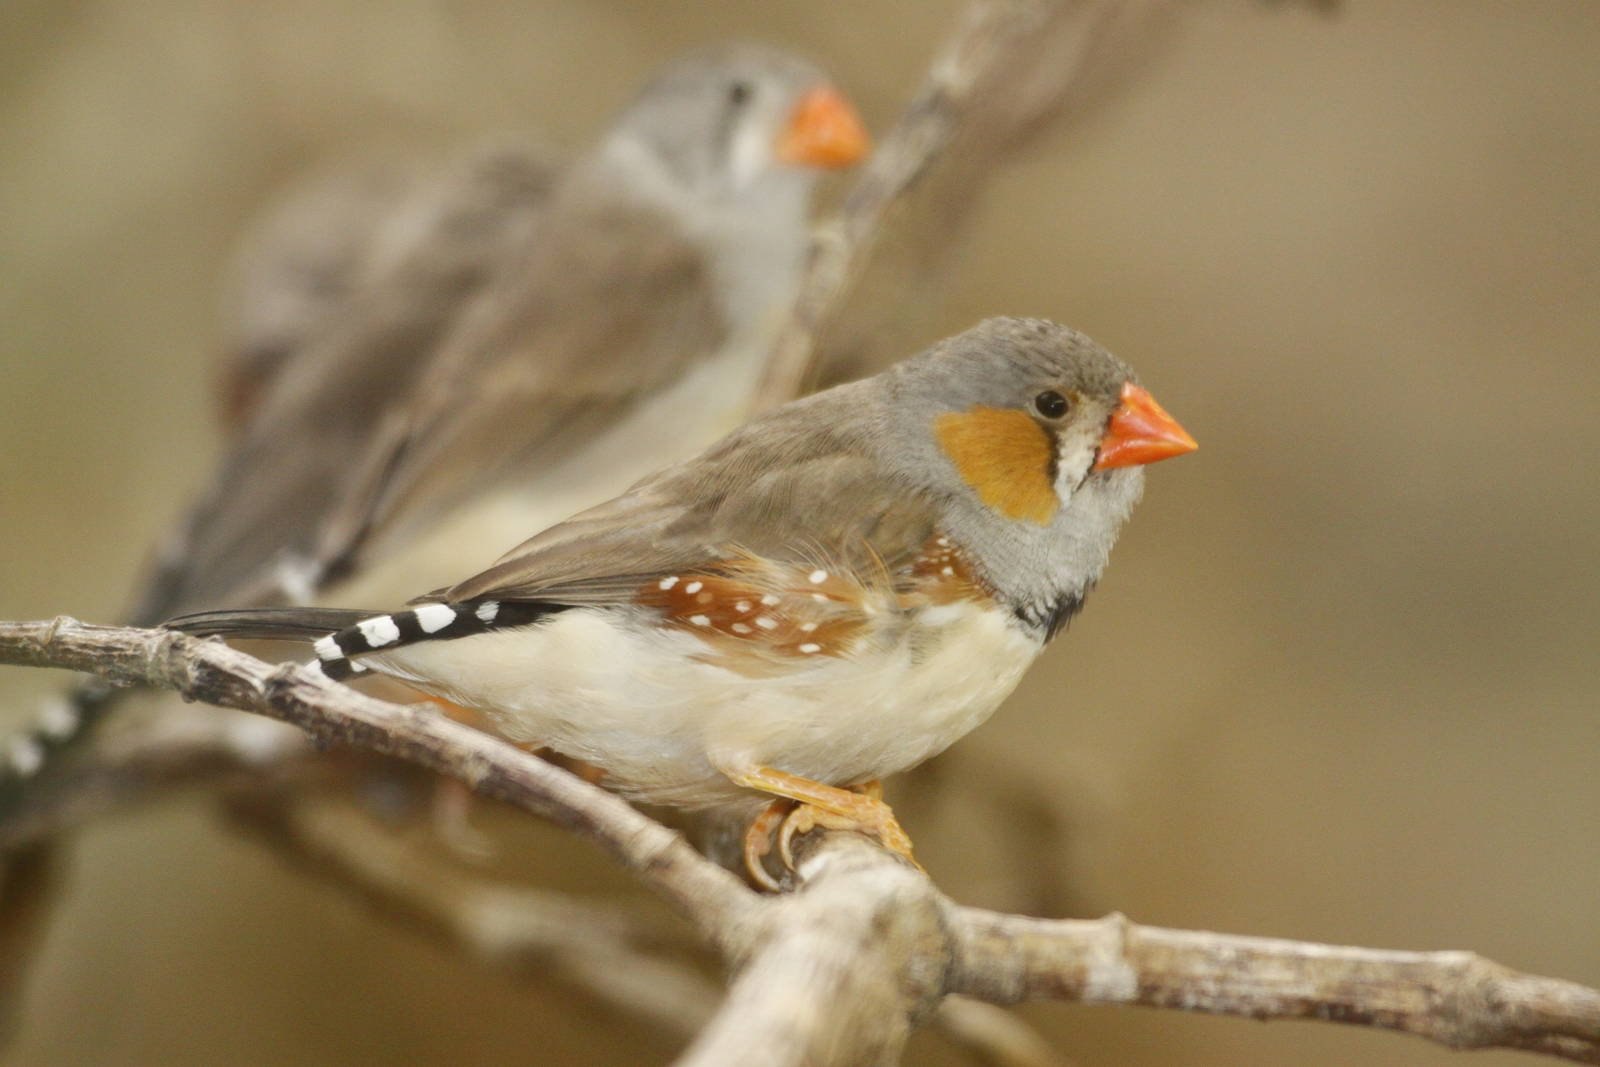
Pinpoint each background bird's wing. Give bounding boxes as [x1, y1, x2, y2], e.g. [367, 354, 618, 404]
[302, 166, 729, 586]
[216, 152, 425, 428]
[126, 139, 560, 624]
[434, 386, 939, 607]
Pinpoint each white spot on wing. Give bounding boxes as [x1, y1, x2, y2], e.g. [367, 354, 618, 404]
[414, 603, 455, 633]
[754, 616, 777, 630]
[731, 622, 752, 634]
[476, 601, 500, 624]
[798, 643, 821, 654]
[684, 581, 703, 595]
[313, 635, 343, 662]
[808, 570, 827, 584]
[358, 616, 401, 648]
[734, 601, 750, 613]
[659, 576, 679, 591]
[799, 622, 818, 633]
[689, 614, 710, 627]
[760, 594, 780, 607]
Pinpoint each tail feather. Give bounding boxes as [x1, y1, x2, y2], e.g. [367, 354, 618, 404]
[167, 599, 567, 681]
[164, 606, 377, 642]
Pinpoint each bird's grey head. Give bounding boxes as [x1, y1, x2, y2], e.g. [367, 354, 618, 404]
[601, 44, 867, 206]
[878, 317, 1196, 635]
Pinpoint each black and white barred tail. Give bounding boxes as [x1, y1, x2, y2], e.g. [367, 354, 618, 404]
[165, 599, 564, 680]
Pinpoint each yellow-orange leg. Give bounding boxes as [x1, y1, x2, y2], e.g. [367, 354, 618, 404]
[726, 767, 919, 877]
[741, 798, 797, 892]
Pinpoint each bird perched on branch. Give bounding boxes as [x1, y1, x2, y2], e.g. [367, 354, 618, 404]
[1, 44, 868, 797]
[169, 317, 1197, 887]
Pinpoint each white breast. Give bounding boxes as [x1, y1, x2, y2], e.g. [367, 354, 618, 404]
[368, 599, 1042, 810]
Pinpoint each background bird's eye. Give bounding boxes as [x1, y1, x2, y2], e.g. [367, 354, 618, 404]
[727, 81, 752, 107]
[1034, 390, 1069, 419]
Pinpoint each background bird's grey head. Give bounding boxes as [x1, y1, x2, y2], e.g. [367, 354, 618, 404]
[593, 43, 856, 331]
[602, 43, 837, 200]
[877, 317, 1148, 630]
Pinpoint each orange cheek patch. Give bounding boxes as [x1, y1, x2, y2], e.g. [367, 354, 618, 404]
[934, 407, 1059, 525]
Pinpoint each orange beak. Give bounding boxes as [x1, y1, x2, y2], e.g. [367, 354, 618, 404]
[1093, 382, 1198, 471]
[776, 85, 870, 169]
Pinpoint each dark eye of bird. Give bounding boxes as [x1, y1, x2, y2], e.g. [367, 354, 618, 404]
[1033, 390, 1069, 419]
[728, 81, 752, 107]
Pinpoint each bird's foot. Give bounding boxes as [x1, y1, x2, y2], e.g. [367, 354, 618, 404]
[776, 785, 919, 872]
[741, 798, 797, 892]
[730, 766, 919, 890]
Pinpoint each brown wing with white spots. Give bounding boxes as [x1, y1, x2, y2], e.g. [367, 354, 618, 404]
[634, 535, 991, 675]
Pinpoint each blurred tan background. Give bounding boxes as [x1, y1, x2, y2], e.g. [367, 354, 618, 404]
[2, 2, 1597, 1064]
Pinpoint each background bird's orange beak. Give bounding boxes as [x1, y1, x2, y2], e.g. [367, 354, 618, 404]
[776, 85, 870, 169]
[1093, 382, 1198, 470]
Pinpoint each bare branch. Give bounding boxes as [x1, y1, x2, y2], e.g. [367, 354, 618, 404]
[949, 910, 1600, 1063]
[3, 616, 1598, 1064]
[0, 617, 761, 951]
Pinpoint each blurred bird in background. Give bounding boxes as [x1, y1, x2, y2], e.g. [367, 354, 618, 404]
[0, 43, 868, 805]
